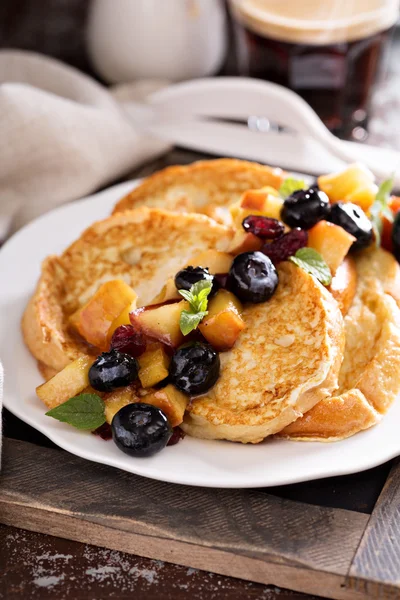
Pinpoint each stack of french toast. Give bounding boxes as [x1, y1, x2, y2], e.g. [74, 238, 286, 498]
[22, 159, 400, 456]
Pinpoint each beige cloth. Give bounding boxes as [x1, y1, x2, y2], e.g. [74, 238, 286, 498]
[0, 49, 170, 237]
[0, 50, 171, 461]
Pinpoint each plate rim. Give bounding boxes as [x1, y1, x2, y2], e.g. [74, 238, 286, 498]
[2, 179, 400, 488]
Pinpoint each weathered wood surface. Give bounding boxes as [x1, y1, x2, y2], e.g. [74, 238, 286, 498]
[0, 438, 370, 600]
[0, 524, 324, 600]
[348, 458, 400, 598]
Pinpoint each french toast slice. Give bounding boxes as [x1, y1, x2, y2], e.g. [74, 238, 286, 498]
[22, 208, 234, 373]
[279, 247, 400, 441]
[112, 159, 286, 223]
[181, 262, 345, 443]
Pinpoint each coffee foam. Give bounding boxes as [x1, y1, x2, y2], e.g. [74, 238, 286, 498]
[231, 0, 399, 44]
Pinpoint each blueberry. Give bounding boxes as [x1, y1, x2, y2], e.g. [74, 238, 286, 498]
[89, 350, 139, 392]
[328, 202, 373, 251]
[228, 251, 278, 303]
[169, 342, 220, 395]
[175, 266, 217, 296]
[112, 403, 173, 457]
[281, 187, 330, 229]
[392, 212, 400, 262]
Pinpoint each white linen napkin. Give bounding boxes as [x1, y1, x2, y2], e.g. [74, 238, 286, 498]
[0, 49, 172, 461]
[0, 49, 170, 237]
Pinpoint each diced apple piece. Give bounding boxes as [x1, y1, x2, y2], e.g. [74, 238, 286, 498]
[184, 250, 233, 274]
[345, 186, 378, 211]
[138, 344, 171, 388]
[207, 289, 243, 317]
[307, 220, 356, 275]
[262, 193, 285, 221]
[231, 191, 284, 228]
[36, 355, 94, 409]
[69, 280, 137, 351]
[240, 187, 277, 210]
[151, 251, 234, 305]
[106, 299, 140, 344]
[228, 231, 263, 255]
[130, 301, 188, 348]
[150, 278, 181, 305]
[104, 387, 139, 424]
[199, 290, 245, 351]
[142, 384, 188, 427]
[318, 163, 378, 211]
[390, 195, 400, 214]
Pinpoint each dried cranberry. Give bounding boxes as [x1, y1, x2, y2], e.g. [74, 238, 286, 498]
[92, 422, 112, 440]
[110, 324, 146, 357]
[242, 215, 285, 239]
[262, 228, 308, 265]
[167, 427, 185, 446]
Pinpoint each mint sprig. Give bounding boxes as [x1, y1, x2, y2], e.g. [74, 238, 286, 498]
[279, 177, 307, 199]
[179, 279, 212, 336]
[46, 393, 106, 430]
[370, 176, 394, 246]
[289, 248, 332, 286]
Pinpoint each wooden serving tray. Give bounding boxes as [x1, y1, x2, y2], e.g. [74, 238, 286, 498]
[1, 437, 399, 600]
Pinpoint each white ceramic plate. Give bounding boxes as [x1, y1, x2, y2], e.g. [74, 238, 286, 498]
[2, 181, 400, 488]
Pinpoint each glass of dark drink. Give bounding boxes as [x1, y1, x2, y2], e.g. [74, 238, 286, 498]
[229, 0, 399, 139]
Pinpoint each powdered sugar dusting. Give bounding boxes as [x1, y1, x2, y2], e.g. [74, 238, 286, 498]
[33, 574, 65, 588]
[1, 526, 296, 599]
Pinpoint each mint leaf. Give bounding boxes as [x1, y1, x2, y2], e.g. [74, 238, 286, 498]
[177, 289, 193, 303]
[178, 279, 212, 335]
[180, 310, 208, 336]
[46, 393, 106, 430]
[279, 177, 307, 199]
[178, 279, 212, 313]
[370, 176, 394, 247]
[289, 248, 332, 286]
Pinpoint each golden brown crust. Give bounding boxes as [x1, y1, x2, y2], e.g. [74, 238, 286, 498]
[278, 390, 380, 441]
[113, 159, 286, 221]
[182, 263, 345, 443]
[279, 247, 400, 441]
[22, 208, 233, 374]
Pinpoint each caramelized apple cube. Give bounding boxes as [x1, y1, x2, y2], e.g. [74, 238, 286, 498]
[207, 289, 243, 317]
[104, 387, 139, 424]
[150, 278, 181, 305]
[231, 190, 284, 228]
[142, 384, 188, 427]
[107, 299, 140, 343]
[318, 163, 378, 211]
[184, 250, 233, 274]
[69, 280, 137, 351]
[241, 188, 268, 210]
[199, 290, 245, 351]
[307, 220, 356, 274]
[130, 300, 188, 348]
[138, 344, 171, 388]
[262, 193, 285, 221]
[228, 231, 263, 255]
[151, 251, 234, 305]
[36, 355, 94, 409]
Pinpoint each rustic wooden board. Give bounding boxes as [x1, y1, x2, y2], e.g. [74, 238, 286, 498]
[348, 458, 400, 598]
[0, 438, 374, 600]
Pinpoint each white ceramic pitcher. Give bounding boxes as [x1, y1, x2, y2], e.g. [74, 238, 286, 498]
[86, 0, 228, 83]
